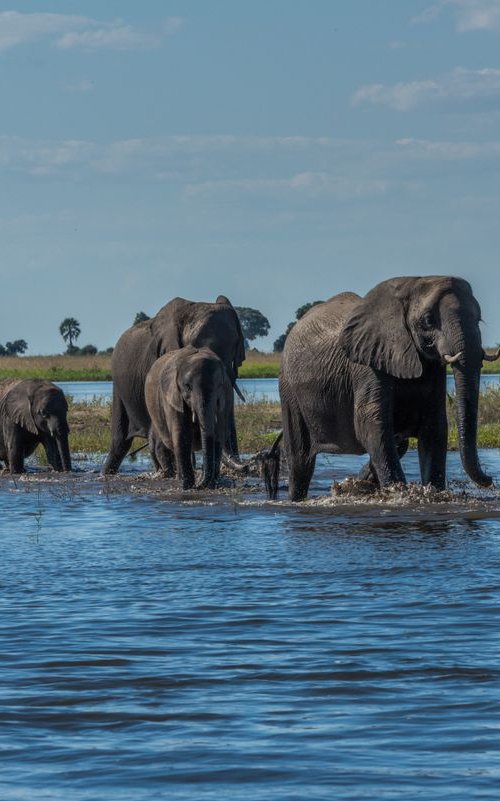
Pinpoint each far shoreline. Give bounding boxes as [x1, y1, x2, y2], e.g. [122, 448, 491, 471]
[1, 351, 500, 381]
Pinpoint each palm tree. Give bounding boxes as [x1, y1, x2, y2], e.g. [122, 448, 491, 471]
[59, 318, 81, 351]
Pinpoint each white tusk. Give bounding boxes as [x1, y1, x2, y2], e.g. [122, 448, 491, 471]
[234, 383, 246, 402]
[483, 347, 500, 362]
[192, 411, 196, 424]
[443, 352, 463, 364]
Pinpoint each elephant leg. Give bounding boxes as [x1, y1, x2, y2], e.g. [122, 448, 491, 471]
[365, 437, 406, 486]
[418, 410, 447, 490]
[357, 438, 409, 485]
[288, 454, 316, 502]
[103, 393, 134, 474]
[357, 460, 378, 484]
[225, 400, 239, 458]
[44, 436, 62, 471]
[214, 441, 222, 480]
[356, 409, 406, 486]
[172, 426, 195, 490]
[282, 400, 315, 501]
[149, 431, 176, 477]
[6, 429, 25, 474]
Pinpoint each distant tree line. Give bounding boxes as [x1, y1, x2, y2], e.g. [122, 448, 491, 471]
[2, 304, 325, 357]
[58, 317, 112, 355]
[0, 339, 28, 356]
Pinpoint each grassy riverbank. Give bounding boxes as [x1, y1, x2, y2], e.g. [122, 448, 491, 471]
[66, 397, 282, 455]
[64, 387, 500, 456]
[2, 350, 499, 381]
[0, 351, 282, 381]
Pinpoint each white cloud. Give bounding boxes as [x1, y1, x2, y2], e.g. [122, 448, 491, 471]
[396, 137, 500, 158]
[0, 11, 182, 52]
[65, 79, 95, 93]
[0, 135, 389, 201]
[57, 24, 159, 51]
[413, 1, 500, 33]
[0, 11, 88, 50]
[163, 17, 184, 35]
[184, 172, 390, 200]
[352, 67, 500, 110]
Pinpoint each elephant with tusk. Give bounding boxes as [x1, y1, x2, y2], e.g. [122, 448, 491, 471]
[275, 276, 495, 501]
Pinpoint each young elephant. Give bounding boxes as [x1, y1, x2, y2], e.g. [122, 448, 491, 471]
[0, 379, 72, 473]
[145, 346, 232, 489]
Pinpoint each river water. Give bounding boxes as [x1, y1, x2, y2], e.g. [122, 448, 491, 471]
[1, 445, 500, 800]
[57, 374, 500, 403]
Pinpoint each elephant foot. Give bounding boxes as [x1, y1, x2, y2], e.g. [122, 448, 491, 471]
[195, 479, 217, 491]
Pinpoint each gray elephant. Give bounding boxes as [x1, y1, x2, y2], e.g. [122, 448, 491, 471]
[277, 276, 498, 501]
[103, 295, 245, 474]
[0, 379, 71, 473]
[145, 346, 232, 489]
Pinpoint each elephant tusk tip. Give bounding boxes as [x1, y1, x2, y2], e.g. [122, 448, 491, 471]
[234, 384, 246, 402]
[444, 352, 463, 364]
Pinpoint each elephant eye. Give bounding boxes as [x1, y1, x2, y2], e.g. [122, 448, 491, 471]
[421, 312, 434, 330]
[185, 383, 192, 392]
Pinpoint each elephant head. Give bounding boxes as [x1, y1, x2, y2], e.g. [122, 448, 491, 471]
[163, 347, 231, 488]
[151, 296, 245, 386]
[338, 276, 496, 487]
[3, 380, 72, 471]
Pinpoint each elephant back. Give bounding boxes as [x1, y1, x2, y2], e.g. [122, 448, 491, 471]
[151, 297, 245, 374]
[0, 378, 22, 404]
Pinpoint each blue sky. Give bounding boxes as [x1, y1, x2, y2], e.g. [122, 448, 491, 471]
[1, 0, 500, 352]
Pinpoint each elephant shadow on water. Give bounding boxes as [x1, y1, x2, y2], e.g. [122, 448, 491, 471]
[266, 276, 499, 501]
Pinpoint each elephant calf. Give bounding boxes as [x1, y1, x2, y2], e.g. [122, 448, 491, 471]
[0, 379, 72, 473]
[145, 346, 232, 489]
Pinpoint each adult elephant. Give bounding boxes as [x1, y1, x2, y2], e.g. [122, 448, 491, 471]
[0, 379, 71, 473]
[103, 295, 245, 474]
[279, 276, 499, 501]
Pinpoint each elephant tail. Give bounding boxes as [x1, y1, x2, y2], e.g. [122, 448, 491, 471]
[261, 430, 282, 500]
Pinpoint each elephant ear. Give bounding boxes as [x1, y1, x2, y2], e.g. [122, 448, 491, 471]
[151, 297, 190, 355]
[3, 383, 38, 434]
[160, 355, 185, 414]
[338, 281, 422, 379]
[216, 296, 245, 372]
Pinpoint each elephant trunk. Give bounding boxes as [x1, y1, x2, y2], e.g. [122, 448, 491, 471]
[198, 430, 216, 488]
[195, 402, 216, 488]
[56, 430, 72, 472]
[452, 364, 491, 487]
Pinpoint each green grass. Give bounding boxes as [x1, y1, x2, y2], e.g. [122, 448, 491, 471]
[64, 397, 282, 455]
[2, 349, 498, 381]
[0, 352, 282, 381]
[0, 355, 113, 381]
[238, 362, 280, 378]
[62, 386, 500, 458]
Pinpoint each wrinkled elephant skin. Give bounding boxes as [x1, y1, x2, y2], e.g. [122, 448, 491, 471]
[0, 379, 71, 474]
[279, 276, 492, 501]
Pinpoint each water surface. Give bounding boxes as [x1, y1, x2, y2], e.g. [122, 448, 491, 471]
[1, 450, 500, 800]
[58, 375, 500, 403]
